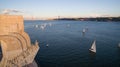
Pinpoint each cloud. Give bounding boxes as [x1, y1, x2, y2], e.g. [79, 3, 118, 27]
[2, 9, 23, 14]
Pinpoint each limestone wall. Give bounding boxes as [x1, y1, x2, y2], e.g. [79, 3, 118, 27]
[0, 15, 24, 35]
[0, 15, 39, 67]
[0, 15, 31, 51]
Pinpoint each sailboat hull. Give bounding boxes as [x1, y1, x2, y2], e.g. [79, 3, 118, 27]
[89, 40, 96, 53]
[89, 49, 96, 53]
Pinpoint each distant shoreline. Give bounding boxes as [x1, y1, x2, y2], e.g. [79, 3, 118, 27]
[24, 17, 120, 22]
[54, 17, 120, 22]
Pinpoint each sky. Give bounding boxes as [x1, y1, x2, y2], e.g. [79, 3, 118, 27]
[0, 0, 120, 19]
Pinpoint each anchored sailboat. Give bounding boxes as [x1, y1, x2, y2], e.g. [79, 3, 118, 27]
[35, 25, 38, 28]
[89, 40, 96, 53]
[118, 43, 120, 48]
[82, 29, 86, 33]
[46, 44, 49, 47]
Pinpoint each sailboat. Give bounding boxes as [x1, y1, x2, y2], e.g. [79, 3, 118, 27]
[35, 25, 38, 28]
[118, 43, 120, 48]
[89, 40, 96, 53]
[82, 29, 86, 33]
[46, 44, 49, 47]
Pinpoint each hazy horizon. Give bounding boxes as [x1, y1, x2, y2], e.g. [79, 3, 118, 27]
[0, 0, 120, 20]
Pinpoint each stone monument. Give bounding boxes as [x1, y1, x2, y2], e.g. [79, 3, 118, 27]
[0, 15, 39, 67]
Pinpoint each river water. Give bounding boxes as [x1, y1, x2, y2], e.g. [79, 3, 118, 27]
[24, 20, 120, 67]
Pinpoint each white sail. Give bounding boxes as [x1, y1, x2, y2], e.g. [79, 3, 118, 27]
[35, 25, 38, 28]
[46, 44, 49, 47]
[89, 40, 96, 53]
[118, 43, 120, 47]
[82, 29, 86, 33]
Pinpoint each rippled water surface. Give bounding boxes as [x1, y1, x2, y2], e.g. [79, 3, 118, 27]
[24, 20, 120, 67]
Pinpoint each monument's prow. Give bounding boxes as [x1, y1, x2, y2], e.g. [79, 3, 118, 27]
[0, 15, 39, 67]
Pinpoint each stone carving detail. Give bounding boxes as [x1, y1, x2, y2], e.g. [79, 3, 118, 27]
[0, 15, 39, 67]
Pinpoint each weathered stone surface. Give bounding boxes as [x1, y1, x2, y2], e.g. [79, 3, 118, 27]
[0, 15, 24, 35]
[0, 15, 39, 67]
